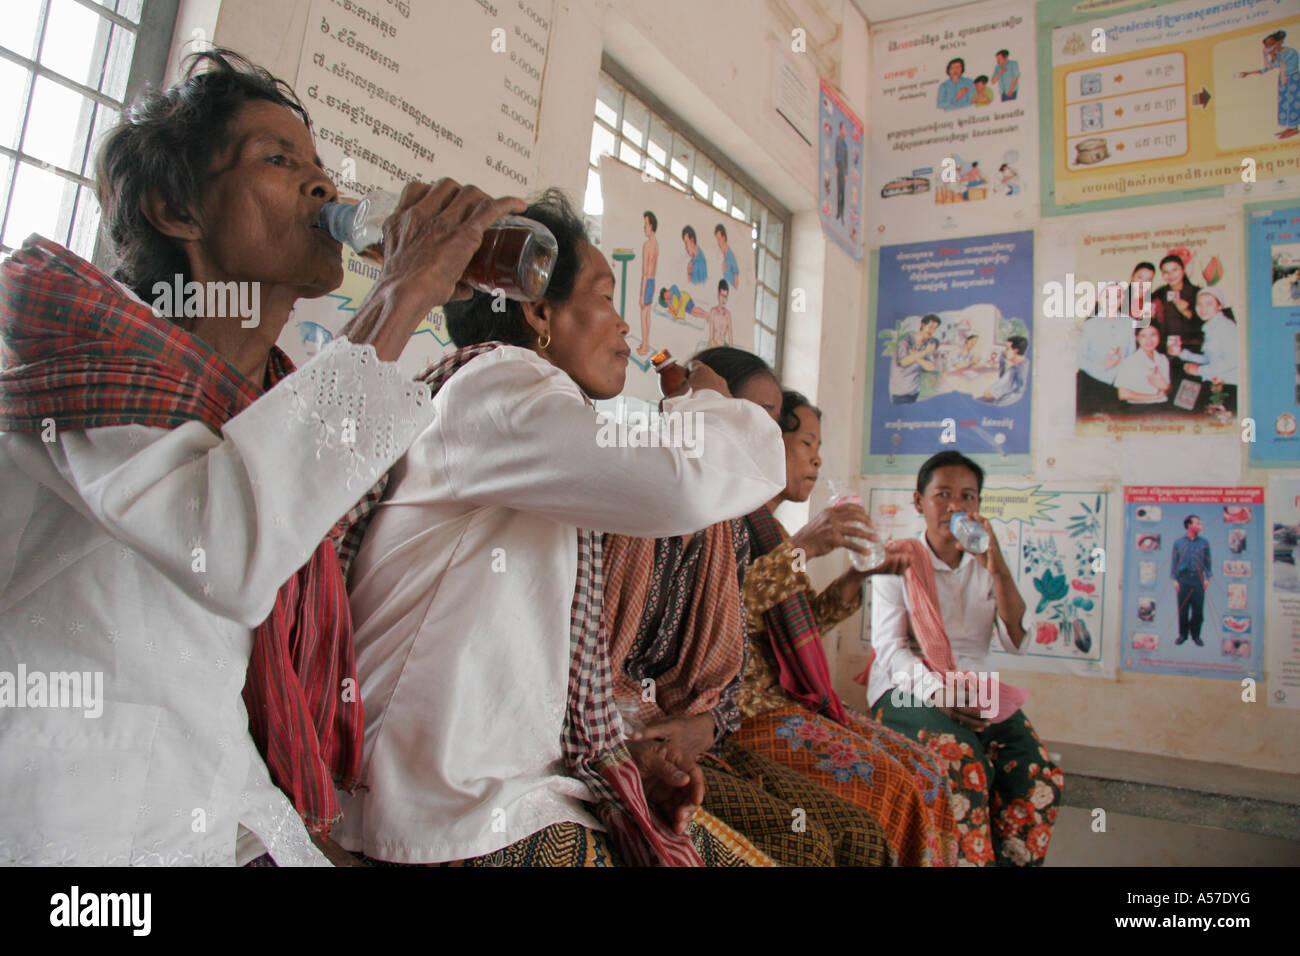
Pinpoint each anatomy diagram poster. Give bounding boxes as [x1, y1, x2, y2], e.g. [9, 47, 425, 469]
[597, 159, 756, 404]
[869, 0, 1038, 243]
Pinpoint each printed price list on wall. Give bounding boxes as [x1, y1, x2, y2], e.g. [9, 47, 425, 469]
[296, 0, 554, 198]
[1063, 52, 1189, 170]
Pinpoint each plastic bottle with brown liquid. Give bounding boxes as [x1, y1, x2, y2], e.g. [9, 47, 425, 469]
[316, 189, 558, 301]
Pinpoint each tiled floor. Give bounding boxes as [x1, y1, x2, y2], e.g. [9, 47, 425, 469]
[1045, 806, 1300, 866]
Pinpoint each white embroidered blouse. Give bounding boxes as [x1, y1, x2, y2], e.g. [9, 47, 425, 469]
[0, 337, 433, 865]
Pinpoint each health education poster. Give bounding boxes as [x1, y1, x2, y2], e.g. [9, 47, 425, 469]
[597, 159, 757, 404]
[863, 229, 1034, 476]
[1247, 201, 1300, 467]
[869, 0, 1037, 243]
[1121, 486, 1265, 681]
[1034, 206, 1245, 484]
[818, 79, 866, 261]
[1037, 0, 1300, 217]
[279, 0, 556, 376]
[1267, 476, 1300, 709]
[863, 483, 1114, 676]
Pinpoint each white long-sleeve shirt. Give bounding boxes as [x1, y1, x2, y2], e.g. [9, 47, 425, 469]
[0, 337, 433, 865]
[1178, 313, 1239, 386]
[333, 345, 785, 863]
[867, 540, 1024, 708]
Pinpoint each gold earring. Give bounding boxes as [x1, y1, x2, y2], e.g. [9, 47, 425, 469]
[538, 332, 551, 350]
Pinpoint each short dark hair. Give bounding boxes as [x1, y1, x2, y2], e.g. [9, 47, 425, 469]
[974, 75, 989, 84]
[643, 210, 657, 231]
[445, 188, 588, 348]
[681, 225, 697, 243]
[1184, 514, 1199, 528]
[1007, 335, 1028, 356]
[717, 279, 729, 294]
[96, 48, 311, 305]
[920, 313, 942, 328]
[996, 49, 1010, 58]
[1266, 30, 1285, 43]
[947, 57, 965, 73]
[917, 450, 984, 495]
[691, 346, 775, 396]
[714, 223, 727, 240]
[1159, 253, 1185, 270]
[1133, 260, 1157, 275]
[779, 389, 820, 433]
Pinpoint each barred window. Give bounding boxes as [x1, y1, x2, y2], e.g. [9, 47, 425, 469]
[586, 62, 789, 368]
[0, 0, 179, 262]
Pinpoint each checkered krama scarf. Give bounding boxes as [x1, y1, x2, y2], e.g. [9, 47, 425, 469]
[0, 236, 365, 835]
[744, 504, 849, 724]
[602, 522, 746, 728]
[417, 343, 702, 867]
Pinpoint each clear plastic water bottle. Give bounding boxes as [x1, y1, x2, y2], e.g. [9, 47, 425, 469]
[950, 512, 990, 554]
[825, 479, 885, 572]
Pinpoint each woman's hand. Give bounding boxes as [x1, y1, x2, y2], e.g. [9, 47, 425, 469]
[342, 179, 525, 362]
[682, 361, 731, 398]
[632, 714, 715, 765]
[864, 539, 912, 577]
[380, 179, 526, 308]
[790, 502, 880, 560]
[958, 512, 1001, 573]
[626, 737, 705, 834]
[939, 704, 990, 734]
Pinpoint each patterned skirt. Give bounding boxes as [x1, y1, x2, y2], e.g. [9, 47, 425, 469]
[874, 694, 1063, 866]
[353, 811, 774, 867]
[733, 704, 959, 866]
[701, 742, 891, 866]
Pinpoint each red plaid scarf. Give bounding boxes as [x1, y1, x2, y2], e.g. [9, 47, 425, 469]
[0, 236, 363, 834]
[419, 344, 702, 866]
[744, 505, 849, 724]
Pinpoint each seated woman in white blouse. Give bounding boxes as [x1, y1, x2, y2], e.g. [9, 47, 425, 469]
[869, 451, 1062, 865]
[334, 191, 786, 866]
[1114, 323, 1171, 405]
[0, 50, 523, 866]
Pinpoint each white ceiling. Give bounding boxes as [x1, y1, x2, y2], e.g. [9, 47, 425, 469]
[849, 0, 984, 26]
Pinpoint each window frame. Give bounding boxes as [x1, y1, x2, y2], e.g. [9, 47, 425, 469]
[0, 0, 180, 266]
[593, 54, 791, 372]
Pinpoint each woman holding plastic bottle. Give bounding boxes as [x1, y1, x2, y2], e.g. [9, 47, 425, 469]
[868, 449, 1062, 866]
[718, 379, 961, 867]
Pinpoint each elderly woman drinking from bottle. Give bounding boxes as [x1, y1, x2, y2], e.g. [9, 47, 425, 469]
[0, 49, 526, 866]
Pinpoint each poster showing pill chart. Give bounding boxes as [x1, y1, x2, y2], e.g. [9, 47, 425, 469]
[277, 0, 556, 376]
[1121, 486, 1265, 681]
[868, 0, 1037, 243]
[1037, 0, 1300, 216]
[864, 484, 1114, 677]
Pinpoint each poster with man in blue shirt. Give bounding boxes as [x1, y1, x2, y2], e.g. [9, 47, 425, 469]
[991, 49, 1019, 101]
[1171, 515, 1212, 646]
[1122, 488, 1264, 680]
